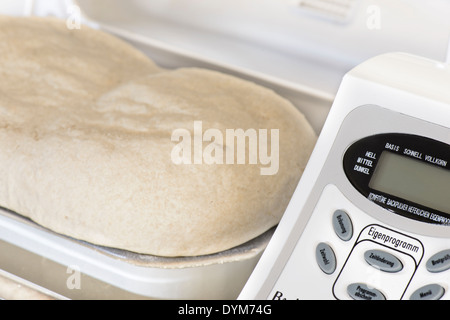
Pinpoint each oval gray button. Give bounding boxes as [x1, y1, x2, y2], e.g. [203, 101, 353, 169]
[364, 249, 403, 273]
[332, 210, 353, 241]
[410, 284, 445, 300]
[347, 283, 386, 300]
[316, 242, 336, 274]
[426, 249, 450, 273]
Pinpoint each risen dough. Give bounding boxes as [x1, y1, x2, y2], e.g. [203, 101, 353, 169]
[0, 16, 316, 256]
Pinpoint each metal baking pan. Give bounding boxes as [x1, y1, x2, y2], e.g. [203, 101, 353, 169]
[0, 207, 275, 299]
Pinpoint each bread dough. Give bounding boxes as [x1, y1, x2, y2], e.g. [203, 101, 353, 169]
[0, 16, 316, 256]
[0, 15, 162, 108]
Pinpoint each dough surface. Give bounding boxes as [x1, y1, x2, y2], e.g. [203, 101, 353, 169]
[0, 16, 316, 256]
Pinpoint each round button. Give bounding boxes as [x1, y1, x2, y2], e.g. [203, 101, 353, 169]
[426, 249, 450, 273]
[347, 283, 386, 300]
[332, 210, 353, 241]
[364, 249, 403, 273]
[410, 284, 445, 300]
[315, 242, 336, 275]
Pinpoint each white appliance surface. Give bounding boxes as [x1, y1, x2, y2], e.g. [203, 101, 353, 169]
[239, 52, 450, 300]
[0, 0, 449, 300]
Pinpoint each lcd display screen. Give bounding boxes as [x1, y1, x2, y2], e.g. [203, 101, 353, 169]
[369, 151, 450, 214]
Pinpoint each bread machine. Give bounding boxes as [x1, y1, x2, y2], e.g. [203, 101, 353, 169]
[239, 52, 450, 300]
[0, 0, 449, 300]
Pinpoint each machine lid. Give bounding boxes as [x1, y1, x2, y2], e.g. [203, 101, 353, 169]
[2, 0, 449, 101]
